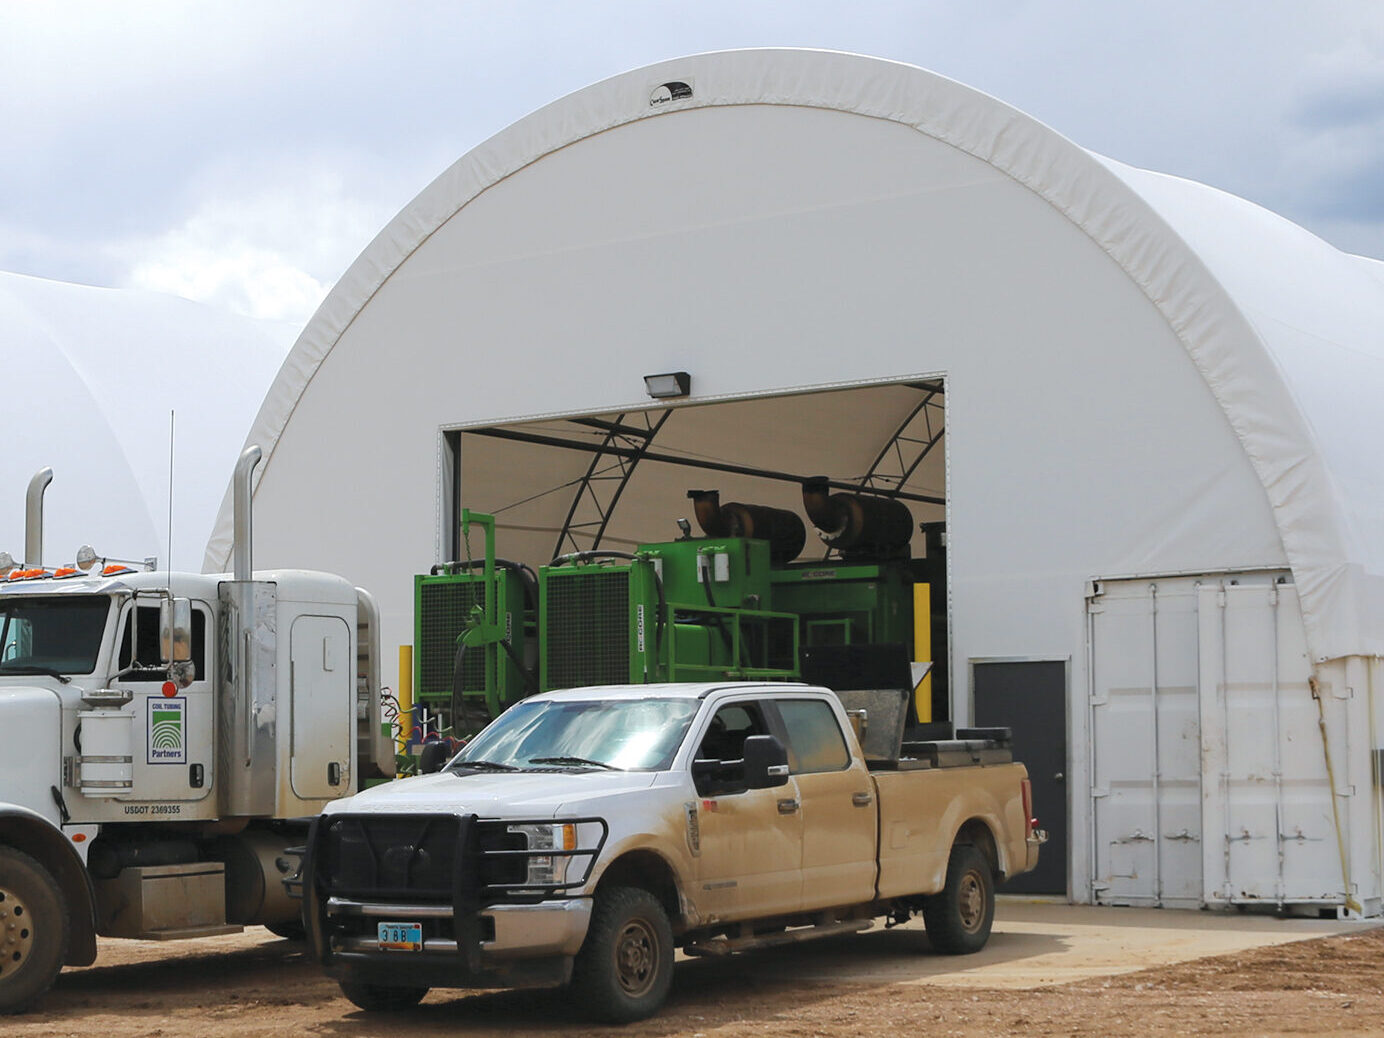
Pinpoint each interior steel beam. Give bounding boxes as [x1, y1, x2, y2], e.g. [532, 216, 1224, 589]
[551, 409, 672, 558]
[466, 425, 945, 506]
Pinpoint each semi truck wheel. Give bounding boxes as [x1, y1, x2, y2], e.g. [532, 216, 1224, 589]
[922, 843, 994, 955]
[0, 846, 69, 1014]
[338, 980, 428, 1011]
[571, 886, 673, 1023]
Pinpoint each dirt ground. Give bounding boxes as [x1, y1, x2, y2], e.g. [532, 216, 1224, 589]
[10, 914, 1384, 1038]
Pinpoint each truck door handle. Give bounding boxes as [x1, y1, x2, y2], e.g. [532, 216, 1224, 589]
[777, 798, 800, 815]
[852, 792, 873, 807]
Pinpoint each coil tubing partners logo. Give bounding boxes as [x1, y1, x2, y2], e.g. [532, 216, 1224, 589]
[147, 697, 187, 764]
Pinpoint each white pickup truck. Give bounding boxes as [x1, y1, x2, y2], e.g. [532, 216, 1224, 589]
[301, 682, 1044, 1022]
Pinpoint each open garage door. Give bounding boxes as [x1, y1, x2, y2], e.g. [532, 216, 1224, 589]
[1088, 573, 1337, 909]
[427, 379, 951, 724]
[445, 380, 945, 566]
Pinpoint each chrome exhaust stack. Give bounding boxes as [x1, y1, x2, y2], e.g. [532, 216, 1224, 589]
[25, 467, 53, 568]
[232, 446, 262, 581]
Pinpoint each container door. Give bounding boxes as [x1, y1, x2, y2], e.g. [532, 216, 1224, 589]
[1197, 580, 1330, 907]
[290, 615, 352, 800]
[1088, 577, 1204, 907]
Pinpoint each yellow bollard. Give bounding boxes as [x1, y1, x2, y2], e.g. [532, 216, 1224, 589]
[913, 584, 932, 723]
[397, 645, 413, 755]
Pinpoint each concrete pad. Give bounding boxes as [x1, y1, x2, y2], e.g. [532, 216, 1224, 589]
[691, 897, 1374, 991]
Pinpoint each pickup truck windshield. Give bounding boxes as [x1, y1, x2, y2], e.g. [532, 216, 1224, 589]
[0, 595, 110, 676]
[454, 698, 701, 772]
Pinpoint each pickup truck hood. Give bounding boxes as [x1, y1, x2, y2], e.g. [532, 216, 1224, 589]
[325, 768, 661, 818]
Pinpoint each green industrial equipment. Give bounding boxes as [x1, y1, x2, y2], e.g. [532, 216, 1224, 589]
[538, 538, 799, 693]
[413, 511, 531, 729]
[770, 560, 913, 649]
[412, 485, 939, 736]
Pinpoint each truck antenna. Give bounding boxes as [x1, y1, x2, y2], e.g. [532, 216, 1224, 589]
[167, 409, 175, 581]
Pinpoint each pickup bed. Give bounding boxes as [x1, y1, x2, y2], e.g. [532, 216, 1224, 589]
[301, 682, 1044, 1021]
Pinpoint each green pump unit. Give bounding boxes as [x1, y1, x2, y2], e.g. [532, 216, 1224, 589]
[538, 537, 800, 692]
[413, 484, 933, 731]
[413, 511, 533, 726]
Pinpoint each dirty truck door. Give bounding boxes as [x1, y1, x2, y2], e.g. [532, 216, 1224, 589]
[691, 699, 802, 921]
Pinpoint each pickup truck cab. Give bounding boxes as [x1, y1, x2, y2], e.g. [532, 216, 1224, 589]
[302, 682, 1043, 1022]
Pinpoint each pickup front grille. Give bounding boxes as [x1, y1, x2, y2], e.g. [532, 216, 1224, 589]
[317, 815, 463, 901]
[312, 813, 610, 916]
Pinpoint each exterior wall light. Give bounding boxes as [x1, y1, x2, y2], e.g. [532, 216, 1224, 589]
[644, 371, 691, 399]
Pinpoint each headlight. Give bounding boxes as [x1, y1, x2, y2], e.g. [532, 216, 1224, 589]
[507, 822, 577, 886]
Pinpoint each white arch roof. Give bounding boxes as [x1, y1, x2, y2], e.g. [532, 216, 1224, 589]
[0, 270, 290, 570]
[208, 49, 1384, 662]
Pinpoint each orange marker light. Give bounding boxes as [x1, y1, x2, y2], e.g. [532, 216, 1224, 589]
[161, 681, 178, 698]
[72, 833, 87, 843]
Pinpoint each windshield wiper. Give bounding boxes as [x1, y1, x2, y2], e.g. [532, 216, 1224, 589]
[0, 664, 71, 684]
[447, 759, 518, 772]
[529, 755, 622, 771]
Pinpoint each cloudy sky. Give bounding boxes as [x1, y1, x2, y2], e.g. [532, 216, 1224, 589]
[4, 1, 1382, 328]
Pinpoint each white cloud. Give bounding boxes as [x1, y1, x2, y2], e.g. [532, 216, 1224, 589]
[127, 243, 328, 325]
[115, 165, 389, 324]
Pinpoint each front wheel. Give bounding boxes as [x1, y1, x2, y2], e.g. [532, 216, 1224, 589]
[0, 846, 69, 1014]
[338, 980, 428, 1011]
[921, 843, 995, 955]
[571, 886, 674, 1023]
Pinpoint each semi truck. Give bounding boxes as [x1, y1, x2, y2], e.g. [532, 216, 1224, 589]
[0, 448, 395, 1014]
[301, 681, 1045, 1022]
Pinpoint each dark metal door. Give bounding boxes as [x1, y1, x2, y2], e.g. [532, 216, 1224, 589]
[973, 659, 1067, 895]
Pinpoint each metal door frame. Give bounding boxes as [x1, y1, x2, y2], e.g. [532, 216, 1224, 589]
[968, 655, 1071, 898]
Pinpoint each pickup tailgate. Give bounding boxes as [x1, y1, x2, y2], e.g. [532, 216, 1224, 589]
[872, 762, 1031, 899]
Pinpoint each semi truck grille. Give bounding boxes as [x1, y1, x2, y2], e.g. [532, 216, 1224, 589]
[544, 568, 629, 689]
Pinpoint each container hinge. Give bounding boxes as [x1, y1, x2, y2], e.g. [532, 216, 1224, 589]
[62, 755, 78, 787]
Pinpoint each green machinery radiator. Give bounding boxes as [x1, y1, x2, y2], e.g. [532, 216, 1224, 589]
[539, 538, 800, 691]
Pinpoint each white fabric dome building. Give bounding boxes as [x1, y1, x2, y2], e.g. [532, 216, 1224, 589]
[1, 270, 290, 571]
[207, 50, 1384, 914]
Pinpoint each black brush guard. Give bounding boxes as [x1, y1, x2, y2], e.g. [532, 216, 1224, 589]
[301, 813, 607, 983]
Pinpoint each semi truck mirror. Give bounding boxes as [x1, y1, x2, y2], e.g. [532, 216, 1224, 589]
[743, 734, 790, 789]
[160, 597, 192, 662]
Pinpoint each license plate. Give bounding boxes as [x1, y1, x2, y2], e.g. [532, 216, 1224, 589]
[377, 922, 423, 951]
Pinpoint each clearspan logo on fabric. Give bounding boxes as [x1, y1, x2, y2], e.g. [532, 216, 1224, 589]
[148, 697, 187, 764]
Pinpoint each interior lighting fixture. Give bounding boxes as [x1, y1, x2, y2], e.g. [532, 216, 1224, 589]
[643, 371, 691, 399]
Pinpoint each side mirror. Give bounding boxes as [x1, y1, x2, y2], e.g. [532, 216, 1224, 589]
[160, 597, 192, 663]
[743, 734, 790, 789]
[418, 739, 452, 774]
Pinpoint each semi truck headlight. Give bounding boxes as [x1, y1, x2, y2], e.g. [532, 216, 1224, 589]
[507, 822, 577, 886]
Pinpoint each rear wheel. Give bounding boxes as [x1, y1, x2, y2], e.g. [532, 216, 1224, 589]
[0, 846, 69, 1014]
[338, 980, 428, 1011]
[571, 886, 674, 1023]
[922, 843, 994, 955]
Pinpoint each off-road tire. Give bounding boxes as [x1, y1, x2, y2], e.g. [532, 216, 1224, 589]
[0, 846, 69, 1014]
[922, 843, 994, 955]
[338, 980, 428, 1011]
[571, 886, 674, 1023]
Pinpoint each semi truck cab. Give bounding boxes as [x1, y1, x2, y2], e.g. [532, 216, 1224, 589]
[0, 449, 393, 1014]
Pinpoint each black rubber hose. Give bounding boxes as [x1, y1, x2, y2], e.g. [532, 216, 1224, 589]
[548, 549, 639, 567]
